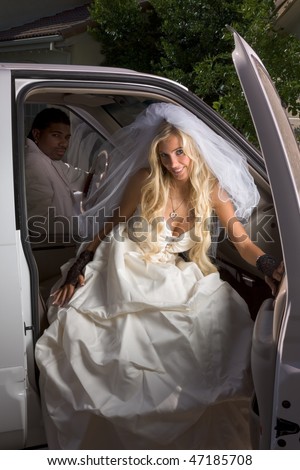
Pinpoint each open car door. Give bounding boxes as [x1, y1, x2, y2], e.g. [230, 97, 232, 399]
[231, 30, 300, 449]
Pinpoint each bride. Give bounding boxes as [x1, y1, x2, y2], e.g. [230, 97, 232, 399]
[35, 103, 283, 450]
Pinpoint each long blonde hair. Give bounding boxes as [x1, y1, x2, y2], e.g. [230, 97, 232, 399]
[140, 121, 218, 275]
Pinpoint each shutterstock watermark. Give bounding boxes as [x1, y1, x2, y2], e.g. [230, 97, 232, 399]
[26, 206, 278, 246]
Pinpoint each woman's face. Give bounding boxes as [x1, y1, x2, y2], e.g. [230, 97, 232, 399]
[158, 134, 191, 182]
[32, 123, 71, 161]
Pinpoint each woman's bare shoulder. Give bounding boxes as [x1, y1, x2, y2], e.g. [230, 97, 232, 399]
[129, 168, 150, 186]
[134, 167, 150, 178]
[119, 168, 150, 211]
[210, 181, 229, 207]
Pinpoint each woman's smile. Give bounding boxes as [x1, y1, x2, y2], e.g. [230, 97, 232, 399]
[158, 134, 191, 181]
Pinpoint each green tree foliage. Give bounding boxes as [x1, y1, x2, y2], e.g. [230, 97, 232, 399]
[89, 0, 300, 143]
[150, 0, 244, 90]
[89, 0, 159, 72]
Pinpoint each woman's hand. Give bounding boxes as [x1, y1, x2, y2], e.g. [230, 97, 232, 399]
[51, 274, 85, 307]
[50, 250, 94, 307]
[264, 260, 285, 296]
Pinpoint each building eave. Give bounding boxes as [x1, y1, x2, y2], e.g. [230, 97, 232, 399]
[274, 0, 300, 38]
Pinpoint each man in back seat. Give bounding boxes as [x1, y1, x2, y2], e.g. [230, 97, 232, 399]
[25, 108, 89, 243]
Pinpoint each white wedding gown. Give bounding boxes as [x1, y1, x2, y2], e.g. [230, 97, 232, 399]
[35, 220, 254, 450]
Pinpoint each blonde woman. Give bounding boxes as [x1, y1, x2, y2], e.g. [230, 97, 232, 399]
[35, 103, 283, 450]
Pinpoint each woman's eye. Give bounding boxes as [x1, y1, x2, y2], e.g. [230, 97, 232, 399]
[176, 149, 184, 156]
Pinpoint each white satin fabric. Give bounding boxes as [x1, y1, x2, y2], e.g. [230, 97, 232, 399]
[35, 222, 254, 450]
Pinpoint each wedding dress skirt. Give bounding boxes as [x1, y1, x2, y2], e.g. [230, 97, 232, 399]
[35, 223, 254, 450]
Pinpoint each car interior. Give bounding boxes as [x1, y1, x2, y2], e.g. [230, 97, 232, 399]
[19, 85, 283, 343]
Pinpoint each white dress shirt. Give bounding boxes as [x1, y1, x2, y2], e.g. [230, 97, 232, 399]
[25, 138, 87, 238]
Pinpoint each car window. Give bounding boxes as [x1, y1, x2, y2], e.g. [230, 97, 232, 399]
[65, 114, 106, 171]
[102, 98, 153, 127]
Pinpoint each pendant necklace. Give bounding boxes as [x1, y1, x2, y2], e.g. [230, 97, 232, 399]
[169, 194, 185, 220]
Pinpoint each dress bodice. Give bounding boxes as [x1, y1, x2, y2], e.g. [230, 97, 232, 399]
[124, 213, 196, 264]
[160, 222, 196, 254]
[114, 206, 197, 264]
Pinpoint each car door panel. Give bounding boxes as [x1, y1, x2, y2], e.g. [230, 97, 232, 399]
[0, 70, 28, 448]
[231, 30, 300, 449]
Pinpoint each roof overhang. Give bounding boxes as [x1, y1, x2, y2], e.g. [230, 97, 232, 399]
[274, 0, 300, 38]
[0, 35, 62, 52]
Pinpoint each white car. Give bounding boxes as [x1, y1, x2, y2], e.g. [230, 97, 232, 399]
[0, 31, 298, 450]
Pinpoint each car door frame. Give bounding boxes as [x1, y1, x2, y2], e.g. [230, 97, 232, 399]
[231, 29, 300, 449]
[9, 64, 269, 448]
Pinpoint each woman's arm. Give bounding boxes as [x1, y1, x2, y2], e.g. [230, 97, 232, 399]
[86, 168, 149, 252]
[52, 168, 149, 306]
[211, 184, 284, 294]
[211, 184, 263, 265]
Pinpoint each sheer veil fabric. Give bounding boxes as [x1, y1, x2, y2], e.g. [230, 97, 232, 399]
[79, 102, 259, 240]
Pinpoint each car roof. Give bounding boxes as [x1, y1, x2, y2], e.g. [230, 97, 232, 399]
[0, 62, 188, 90]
